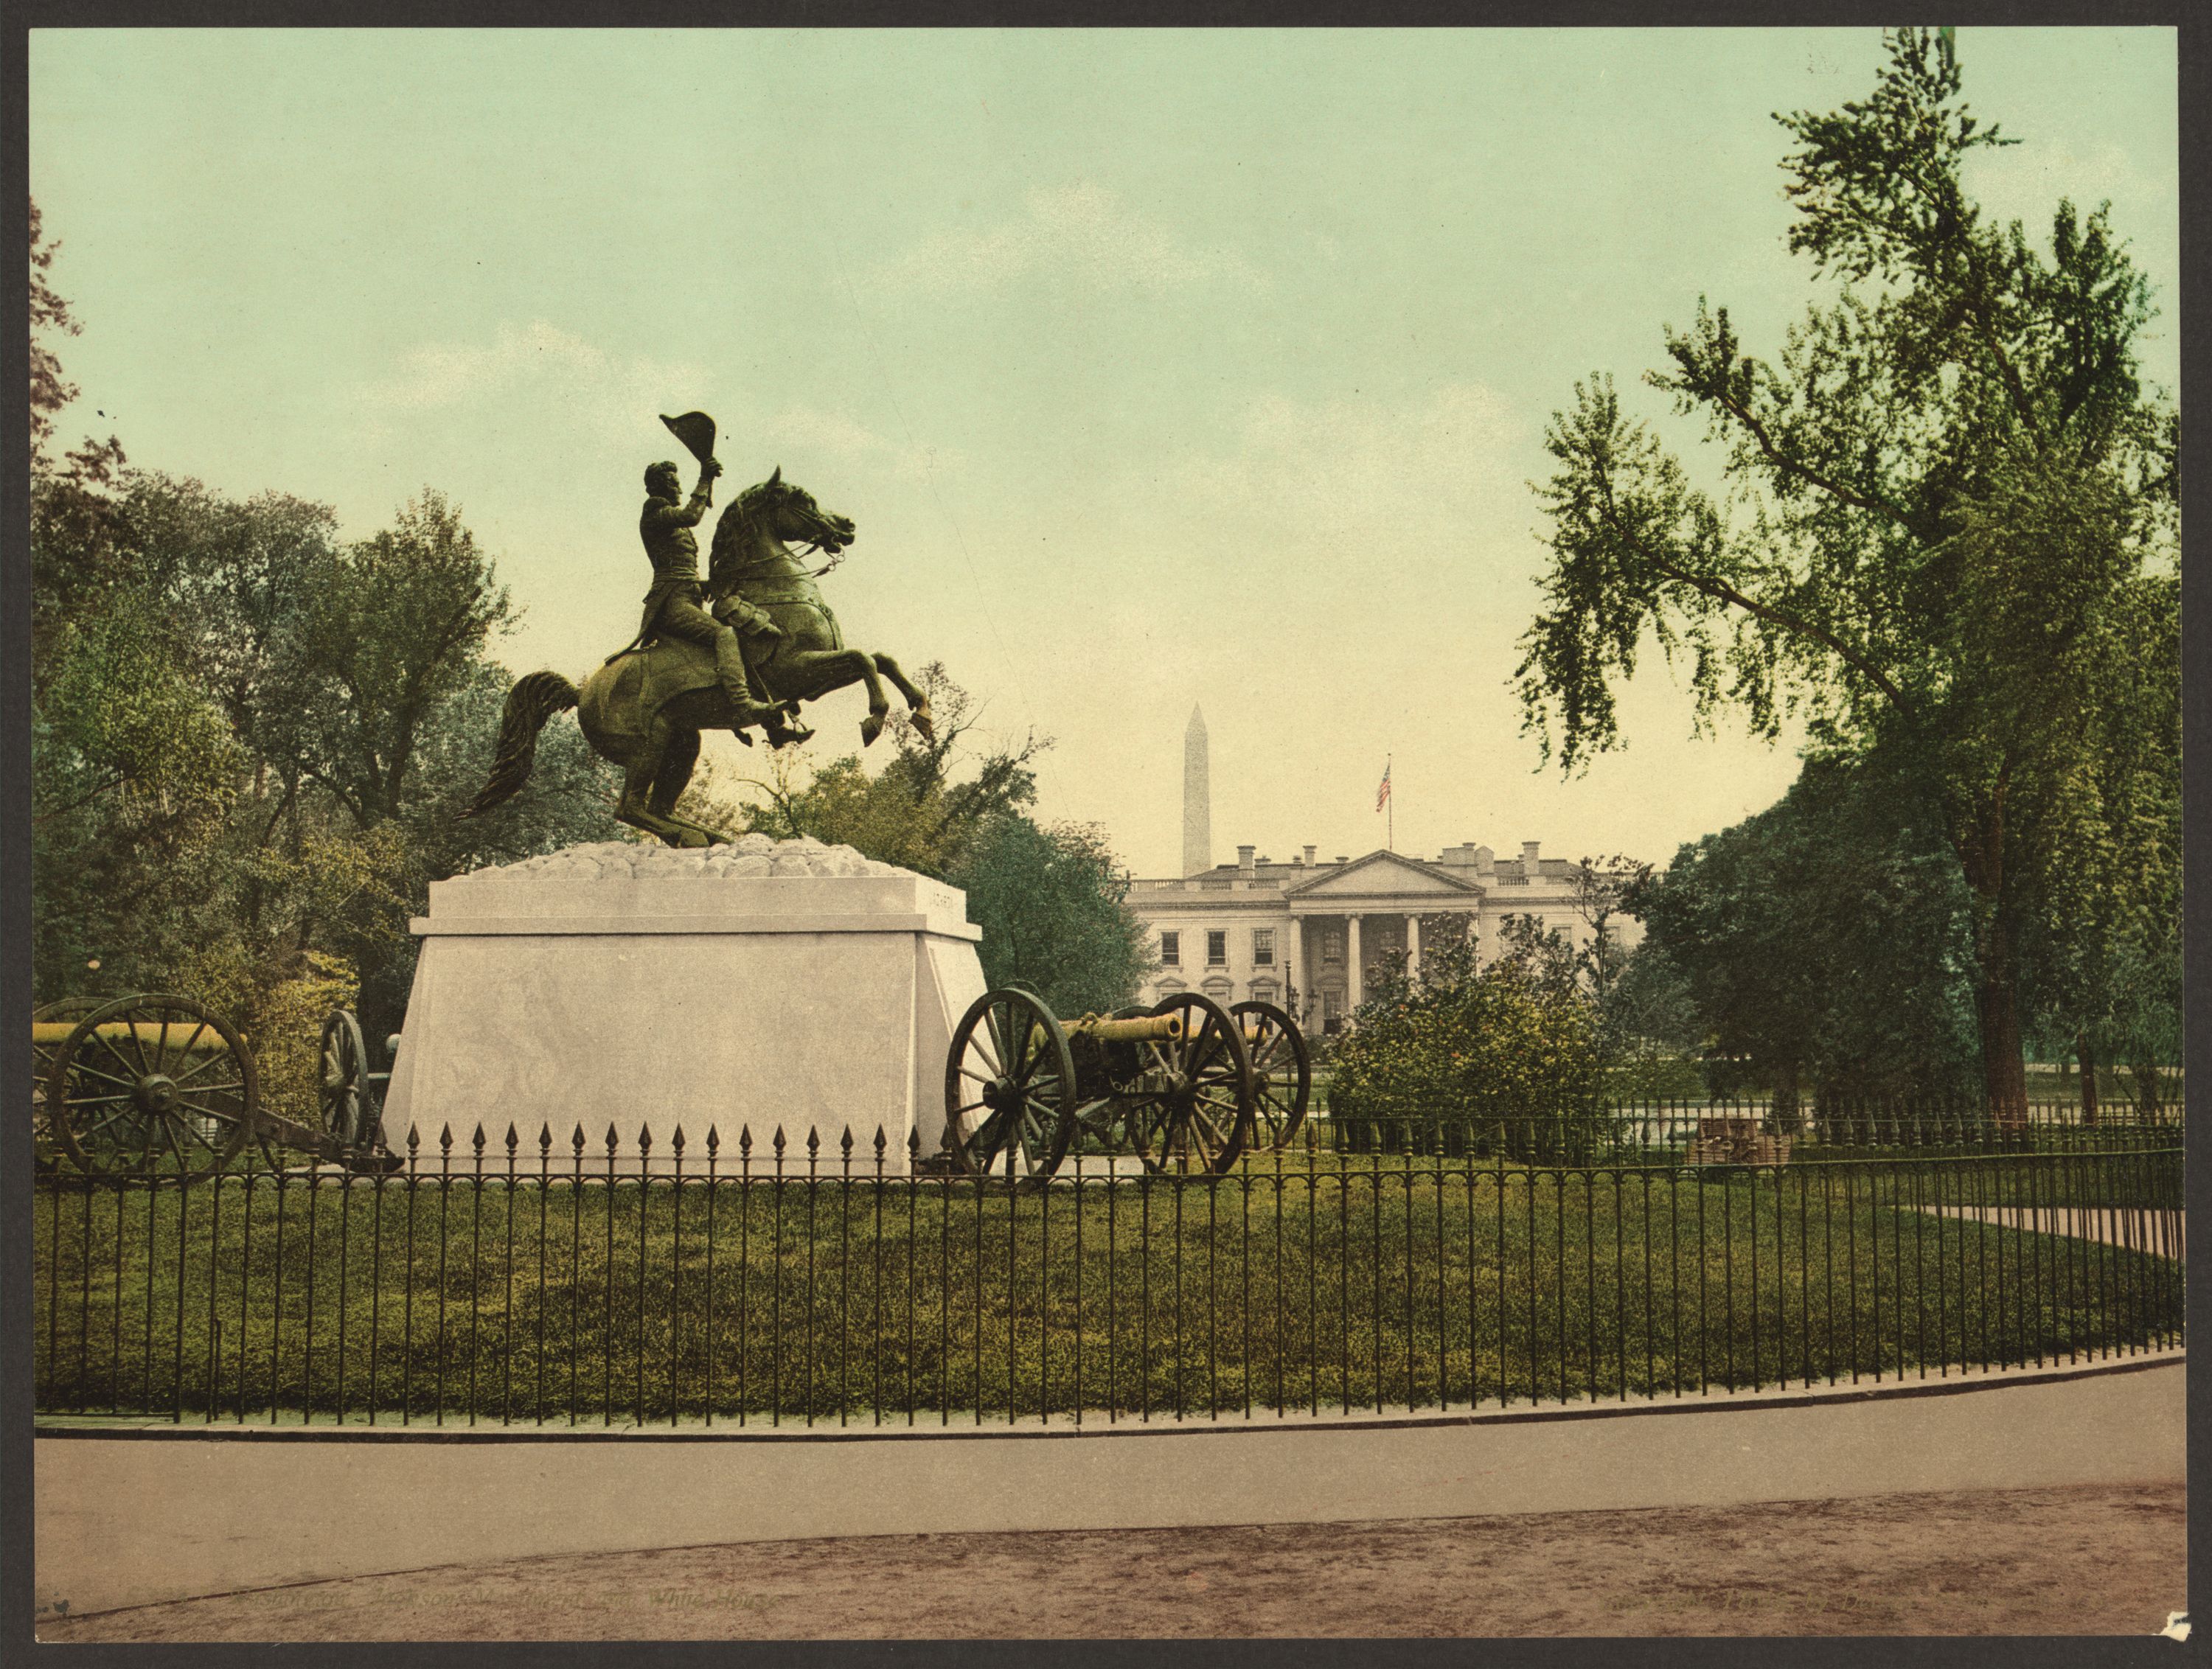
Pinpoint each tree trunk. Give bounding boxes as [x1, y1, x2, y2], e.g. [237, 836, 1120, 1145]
[1769, 1062, 1803, 1135]
[1955, 791, 2030, 1129]
[1973, 965, 2031, 1128]
[2076, 1033, 2098, 1126]
[2128, 1055, 2165, 1118]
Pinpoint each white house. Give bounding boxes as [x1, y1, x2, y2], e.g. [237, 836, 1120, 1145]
[1129, 839, 1624, 1034]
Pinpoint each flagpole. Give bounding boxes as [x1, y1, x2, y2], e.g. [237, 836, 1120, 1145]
[1387, 754, 1394, 853]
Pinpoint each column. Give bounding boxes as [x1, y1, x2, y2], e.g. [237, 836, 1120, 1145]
[1406, 913, 1422, 981]
[1346, 914, 1363, 1010]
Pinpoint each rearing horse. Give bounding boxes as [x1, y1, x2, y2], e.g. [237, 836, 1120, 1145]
[711, 469, 933, 750]
[458, 470, 935, 848]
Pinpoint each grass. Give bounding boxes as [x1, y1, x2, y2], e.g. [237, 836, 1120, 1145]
[32, 1147, 2183, 1426]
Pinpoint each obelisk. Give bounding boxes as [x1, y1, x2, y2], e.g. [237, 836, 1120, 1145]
[1183, 705, 1211, 878]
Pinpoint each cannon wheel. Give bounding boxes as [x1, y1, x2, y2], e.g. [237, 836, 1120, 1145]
[1124, 992, 1255, 1175]
[44, 993, 259, 1181]
[943, 987, 1077, 1182]
[319, 1008, 377, 1146]
[1231, 1000, 1311, 1151]
[33, 997, 111, 1160]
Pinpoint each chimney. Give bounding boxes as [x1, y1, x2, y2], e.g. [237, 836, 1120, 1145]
[1303, 844, 1317, 868]
[1238, 844, 1256, 878]
[1475, 845, 1495, 876]
[1521, 840, 1542, 872]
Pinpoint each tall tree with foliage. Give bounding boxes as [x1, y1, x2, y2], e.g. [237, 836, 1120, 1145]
[1514, 30, 2177, 1121]
[2017, 569, 2183, 1115]
[948, 815, 1154, 1017]
[33, 469, 622, 1095]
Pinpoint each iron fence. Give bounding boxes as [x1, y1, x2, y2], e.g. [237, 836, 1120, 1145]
[1329, 1098, 2182, 1159]
[32, 1121, 2183, 1428]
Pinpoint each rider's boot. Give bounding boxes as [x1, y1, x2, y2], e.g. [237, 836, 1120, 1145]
[714, 629, 785, 729]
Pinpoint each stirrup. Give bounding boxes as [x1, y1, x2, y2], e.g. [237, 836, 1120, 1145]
[726, 694, 786, 728]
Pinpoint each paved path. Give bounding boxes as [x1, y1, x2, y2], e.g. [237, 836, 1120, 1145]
[35, 1353, 2183, 1621]
[1917, 1204, 2183, 1254]
[35, 1482, 2187, 1640]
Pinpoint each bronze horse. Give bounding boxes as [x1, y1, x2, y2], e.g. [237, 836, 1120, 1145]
[459, 471, 935, 848]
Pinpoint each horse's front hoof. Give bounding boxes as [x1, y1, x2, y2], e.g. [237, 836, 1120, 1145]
[909, 713, 937, 745]
[860, 714, 886, 746]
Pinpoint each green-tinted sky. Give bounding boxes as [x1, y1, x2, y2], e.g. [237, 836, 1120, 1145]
[29, 27, 2179, 876]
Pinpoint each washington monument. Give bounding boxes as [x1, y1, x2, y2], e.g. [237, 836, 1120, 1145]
[1183, 705, 1211, 879]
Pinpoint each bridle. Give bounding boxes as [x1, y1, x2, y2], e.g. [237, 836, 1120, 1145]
[727, 482, 849, 579]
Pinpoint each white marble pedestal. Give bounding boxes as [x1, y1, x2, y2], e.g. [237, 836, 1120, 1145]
[377, 837, 986, 1174]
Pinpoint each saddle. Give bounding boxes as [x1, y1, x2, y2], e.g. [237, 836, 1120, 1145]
[602, 636, 723, 719]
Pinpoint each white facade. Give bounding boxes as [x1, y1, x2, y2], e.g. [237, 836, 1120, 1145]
[1129, 840, 1635, 1035]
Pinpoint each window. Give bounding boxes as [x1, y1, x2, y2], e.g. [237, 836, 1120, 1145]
[1206, 930, 1228, 966]
[1252, 929, 1275, 966]
[1159, 931, 1180, 966]
[1322, 929, 1343, 965]
[1321, 990, 1343, 1020]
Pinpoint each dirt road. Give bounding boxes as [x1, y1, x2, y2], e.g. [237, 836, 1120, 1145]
[40, 1482, 2183, 1640]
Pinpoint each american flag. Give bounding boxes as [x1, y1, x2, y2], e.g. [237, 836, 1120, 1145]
[1376, 760, 1391, 812]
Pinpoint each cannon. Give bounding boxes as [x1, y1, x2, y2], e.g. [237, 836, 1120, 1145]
[36, 993, 398, 1182]
[941, 988, 1310, 1180]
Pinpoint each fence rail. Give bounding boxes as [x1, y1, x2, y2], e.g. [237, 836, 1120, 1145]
[33, 1123, 2183, 1429]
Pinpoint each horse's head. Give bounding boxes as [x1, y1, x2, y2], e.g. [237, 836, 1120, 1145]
[734, 467, 856, 560]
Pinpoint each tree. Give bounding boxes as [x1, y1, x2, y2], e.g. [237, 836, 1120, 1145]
[1630, 755, 1980, 1119]
[947, 815, 1154, 1017]
[32, 466, 622, 1064]
[30, 195, 125, 484]
[30, 196, 77, 461]
[1515, 30, 2177, 1122]
[1565, 854, 1650, 1008]
[2016, 572, 2182, 1117]
[1599, 941, 1704, 1098]
[29, 206, 623, 1081]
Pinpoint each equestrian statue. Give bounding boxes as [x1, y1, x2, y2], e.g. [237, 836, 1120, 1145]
[459, 411, 936, 848]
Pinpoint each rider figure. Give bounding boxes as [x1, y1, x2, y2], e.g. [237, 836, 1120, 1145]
[637, 457, 782, 725]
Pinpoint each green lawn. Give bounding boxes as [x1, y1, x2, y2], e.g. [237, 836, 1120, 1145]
[33, 1154, 2183, 1426]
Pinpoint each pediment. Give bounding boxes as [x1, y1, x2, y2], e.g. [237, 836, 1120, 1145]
[1288, 851, 1478, 898]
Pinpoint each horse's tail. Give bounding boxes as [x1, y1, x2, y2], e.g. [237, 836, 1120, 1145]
[456, 670, 581, 820]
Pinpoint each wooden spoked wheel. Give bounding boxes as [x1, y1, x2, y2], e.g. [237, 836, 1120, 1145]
[319, 1008, 374, 1146]
[943, 987, 1077, 1181]
[32, 997, 108, 1156]
[1124, 992, 1256, 1175]
[44, 994, 260, 1180]
[1231, 1000, 1310, 1150]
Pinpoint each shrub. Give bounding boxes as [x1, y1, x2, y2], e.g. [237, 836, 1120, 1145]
[1325, 940, 1607, 1163]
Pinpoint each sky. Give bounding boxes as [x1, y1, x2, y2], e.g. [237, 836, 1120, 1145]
[28, 27, 2180, 878]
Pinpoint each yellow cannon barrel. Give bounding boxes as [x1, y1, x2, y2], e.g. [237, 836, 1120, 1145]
[1062, 1013, 1185, 1043]
[32, 1020, 229, 1050]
